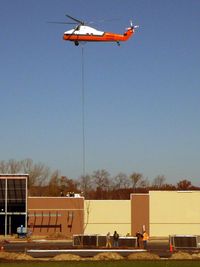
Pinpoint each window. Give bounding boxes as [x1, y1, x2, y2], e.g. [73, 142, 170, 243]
[7, 179, 26, 212]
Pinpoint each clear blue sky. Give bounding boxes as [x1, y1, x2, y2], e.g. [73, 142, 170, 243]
[1, 0, 200, 185]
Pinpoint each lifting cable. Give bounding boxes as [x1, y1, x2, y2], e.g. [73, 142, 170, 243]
[81, 46, 86, 177]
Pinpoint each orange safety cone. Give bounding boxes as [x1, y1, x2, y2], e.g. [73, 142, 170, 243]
[169, 243, 173, 253]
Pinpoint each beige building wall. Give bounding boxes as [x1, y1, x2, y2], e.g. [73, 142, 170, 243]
[150, 191, 200, 237]
[84, 200, 131, 236]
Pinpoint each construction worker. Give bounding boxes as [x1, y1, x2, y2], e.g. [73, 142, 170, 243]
[136, 231, 143, 248]
[113, 230, 119, 247]
[106, 232, 111, 248]
[142, 231, 149, 249]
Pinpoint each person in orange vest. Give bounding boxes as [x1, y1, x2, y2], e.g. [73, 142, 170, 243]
[142, 231, 149, 249]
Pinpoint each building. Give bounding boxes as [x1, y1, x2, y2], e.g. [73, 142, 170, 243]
[1, 174, 200, 237]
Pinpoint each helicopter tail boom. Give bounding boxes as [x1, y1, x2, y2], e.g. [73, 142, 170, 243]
[122, 27, 134, 41]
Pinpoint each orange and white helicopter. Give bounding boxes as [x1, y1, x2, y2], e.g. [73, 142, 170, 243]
[51, 14, 138, 46]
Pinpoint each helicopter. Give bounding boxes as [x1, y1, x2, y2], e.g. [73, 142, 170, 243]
[51, 14, 138, 46]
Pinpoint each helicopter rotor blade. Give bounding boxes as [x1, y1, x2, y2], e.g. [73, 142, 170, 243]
[64, 25, 79, 41]
[85, 18, 120, 26]
[65, 14, 84, 25]
[49, 15, 119, 27]
[47, 21, 77, 25]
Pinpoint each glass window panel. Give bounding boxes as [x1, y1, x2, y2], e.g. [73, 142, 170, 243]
[0, 180, 5, 212]
[7, 179, 26, 212]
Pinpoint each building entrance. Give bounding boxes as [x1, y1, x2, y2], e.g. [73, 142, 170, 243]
[0, 215, 5, 235]
[8, 215, 26, 235]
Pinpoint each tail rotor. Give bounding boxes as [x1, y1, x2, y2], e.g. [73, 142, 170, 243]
[130, 20, 139, 30]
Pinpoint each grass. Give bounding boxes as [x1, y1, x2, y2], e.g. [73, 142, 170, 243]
[0, 261, 200, 267]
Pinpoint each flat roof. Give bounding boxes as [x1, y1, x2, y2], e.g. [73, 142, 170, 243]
[0, 174, 29, 177]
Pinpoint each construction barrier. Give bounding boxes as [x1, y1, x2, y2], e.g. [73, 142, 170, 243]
[73, 234, 137, 247]
[169, 235, 200, 250]
[73, 235, 98, 246]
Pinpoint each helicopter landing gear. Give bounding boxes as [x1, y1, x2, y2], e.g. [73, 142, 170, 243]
[74, 41, 79, 46]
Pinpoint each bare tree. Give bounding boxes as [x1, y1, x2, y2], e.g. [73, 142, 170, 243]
[152, 175, 166, 188]
[139, 177, 149, 188]
[48, 170, 60, 196]
[77, 200, 91, 246]
[0, 160, 10, 173]
[31, 163, 49, 187]
[84, 200, 91, 233]
[92, 169, 110, 190]
[130, 172, 143, 192]
[113, 172, 131, 189]
[0, 159, 22, 173]
[59, 176, 78, 193]
[78, 174, 93, 198]
[8, 159, 22, 173]
[0, 159, 51, 195]
[21, 159, 49, 188]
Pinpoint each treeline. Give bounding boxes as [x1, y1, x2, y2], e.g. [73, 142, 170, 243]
[0, 159, 199, 199]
